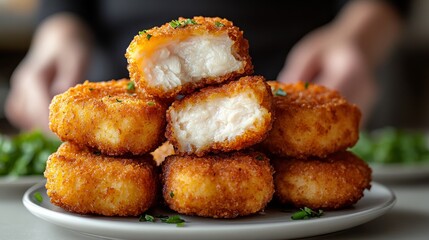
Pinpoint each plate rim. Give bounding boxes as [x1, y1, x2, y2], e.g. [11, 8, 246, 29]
[23, 181, 396, 240]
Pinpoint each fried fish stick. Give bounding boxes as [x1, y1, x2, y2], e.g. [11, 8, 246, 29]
[166, 76, 273, 156]
[260, 81, 361, 158]
[161, 151, 274, 218]
[49, 79, 167, 156]
[44, 142, 158, 216]
[272, 151, 372, 210]
[126, 16, 253, 98]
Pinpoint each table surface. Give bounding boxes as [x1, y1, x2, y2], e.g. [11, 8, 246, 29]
[1, 176, 429, 240]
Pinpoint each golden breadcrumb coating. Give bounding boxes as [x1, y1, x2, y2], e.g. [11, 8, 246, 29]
[150, 141, 175, 166]
[166, 76, 273, 157]
[272, 151, 372, 210]
[44, 142, 158, 216]
[260, 81, 361, 158]
[161, 151, 274, 218]
[126, 16, 253, 98]
[49, 79, 167, 156]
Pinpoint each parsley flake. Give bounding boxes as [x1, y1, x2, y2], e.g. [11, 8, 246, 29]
[89, 88, 94, 91]
[274, 88, 287, 97]
[256, 155, 264, 161]
[160, 215, 186, 225]
[33, 192, 43, 203]
[127, 81, 135, 91]
[305, 82, 309, 89]
[169, 191, 174, 198]
[169, 20, 181, 28]
[138, 214, 185, 227]
[139, 30, 152, 40]
[139, 214, 155, 222]
[116, 98, 122, 103]
[147, 101, 155, 106]
[291, 207, 323, 220]
[170, 18, 197, 29]
[215, 21, 225, 27]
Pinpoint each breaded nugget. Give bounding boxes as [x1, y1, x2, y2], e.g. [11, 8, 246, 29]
[166, 76, 273, 156]
[272, 151, 372, 210]
[150, 141, 175, 166]
[49, 79, 167, 156]
[260, 81, 361, 158]
[44, 142, 158, 216]
[161, 151, 274, 218]
[126, 16, 253, 98]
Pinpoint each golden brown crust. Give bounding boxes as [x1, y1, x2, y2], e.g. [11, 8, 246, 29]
[44, 142, 158, 216]
[49, 79, 167, 156]
[166, 76, 274, 156]
[125, 16, 253, 98]
[259, 81, 361, 158]
[272, 151, 372, 210]
[161, 151, 274, 218]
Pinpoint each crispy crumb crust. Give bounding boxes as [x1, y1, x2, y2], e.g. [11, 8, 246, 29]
[272, 151, 372, 210]
[44, 142, 158, 216]
[125, 16, 253, 98]
[49, 79, 167, 156]
[161, 151, 274, 218]
[166, 76, 274, 156]
[259, 81, 361, 158]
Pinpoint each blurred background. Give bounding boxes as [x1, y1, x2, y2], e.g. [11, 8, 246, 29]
[0, 0, 429, 134]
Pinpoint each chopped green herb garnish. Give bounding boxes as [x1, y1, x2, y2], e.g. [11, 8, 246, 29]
[93, 150, 101, 156]
[116, 98, 122, 103]
[170, 20, 181, 28]
[139, 30, 152, 40]
[0, 130, 61, 177]
[89, 88, 94, 91]
[274, 88, 287, 97]
[169, 191, 174, 198]
[351, 127, 429, 164]
[183, 18, 197, 25]
[215, 21, 225, 27]
[139, 214, 155, 222]
[256, 155, 264, 160]
[291, 207, 323, 220]
[147, 101, 155, 106]
[160, 215, 186, 225]
[34, 192, 43, 203]
[170, 18, 197, 29]
[127, 81, 135, 91]
[138, 214, 185, 227]
[305, 82, 309, 89]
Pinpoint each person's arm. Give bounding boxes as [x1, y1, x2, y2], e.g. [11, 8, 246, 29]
[277, 0, 405, 125]
[5, 1, 94, 133]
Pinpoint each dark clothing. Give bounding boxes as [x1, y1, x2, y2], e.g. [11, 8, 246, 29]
[36, 0, 409, 82]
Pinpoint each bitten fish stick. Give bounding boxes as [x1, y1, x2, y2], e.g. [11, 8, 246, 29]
[125, 16, 253, 98]
[166, 76, 273, 157]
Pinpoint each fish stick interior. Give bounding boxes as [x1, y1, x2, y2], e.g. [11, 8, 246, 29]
[166, 76, 273, 156]
[126, 16, 253, 98]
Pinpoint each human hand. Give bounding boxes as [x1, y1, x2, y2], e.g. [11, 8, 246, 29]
[277, 25, 377, 124]
[5, 13, 92, 134]
[277, 0, 402, 126]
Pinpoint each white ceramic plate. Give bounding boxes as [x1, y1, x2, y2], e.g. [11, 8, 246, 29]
[23, 182, 395, 240]
[0, 176, 44, 188]
[370, 162, 429, 182]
